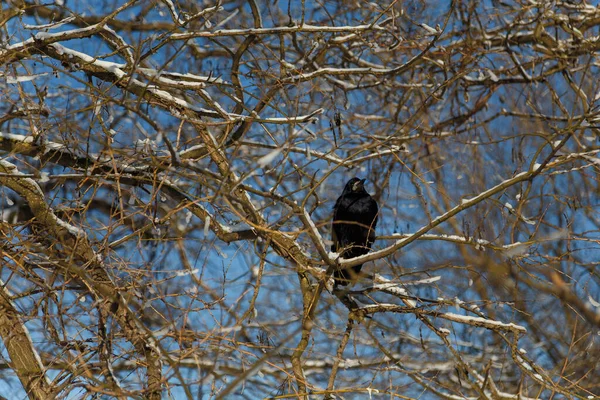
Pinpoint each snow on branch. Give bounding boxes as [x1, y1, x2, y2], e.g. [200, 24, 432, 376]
[2, 40, 322, 125]
[0, 159, 165, 396]
[0, 131, 261, 245]
[355, 303, 526, 334]
[337, 153, 579, 268]
[440, 312, 526, 333]
[170, 22, 388, 40]
[0, 280, 52, 398]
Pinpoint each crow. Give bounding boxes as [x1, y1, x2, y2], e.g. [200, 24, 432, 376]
[331, 177, 378, 286]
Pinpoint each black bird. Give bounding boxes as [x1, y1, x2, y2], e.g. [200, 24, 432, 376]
[331, 177, 378, 286]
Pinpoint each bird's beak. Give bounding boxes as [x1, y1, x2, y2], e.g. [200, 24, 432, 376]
[353, 179, 365, 191]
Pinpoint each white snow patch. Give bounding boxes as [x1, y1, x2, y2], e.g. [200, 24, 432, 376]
[55, 217, 86, 237]
[257, 148, 283, 167]
[521, 216, 536, 225]
[24, 16, 75, 30]
[17, 316, 52, 385]
[39, 172, 50, 183]
[487, 70, 499, 82]
[404, 298, 417, 307]
[204, 215, 210, 237]
[366, 387, 379, 398]
[0, 132, 35, 143]
[6, 73, 48, 83]
[401, 275, 441, 285]
[303, 208, 326, 249]
[420, 23, 438, 34]
[441, 312, 527, 332]
[175, 268, 199, 277]
[503, 242, 528, 257]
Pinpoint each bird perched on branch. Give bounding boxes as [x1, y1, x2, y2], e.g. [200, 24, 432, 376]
[331, 177, 378, 286]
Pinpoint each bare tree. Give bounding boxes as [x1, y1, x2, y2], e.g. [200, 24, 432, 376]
[0, 0, 599, 398]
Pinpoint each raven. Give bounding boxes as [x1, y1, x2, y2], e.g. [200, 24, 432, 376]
[331, 177, 378, 286]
